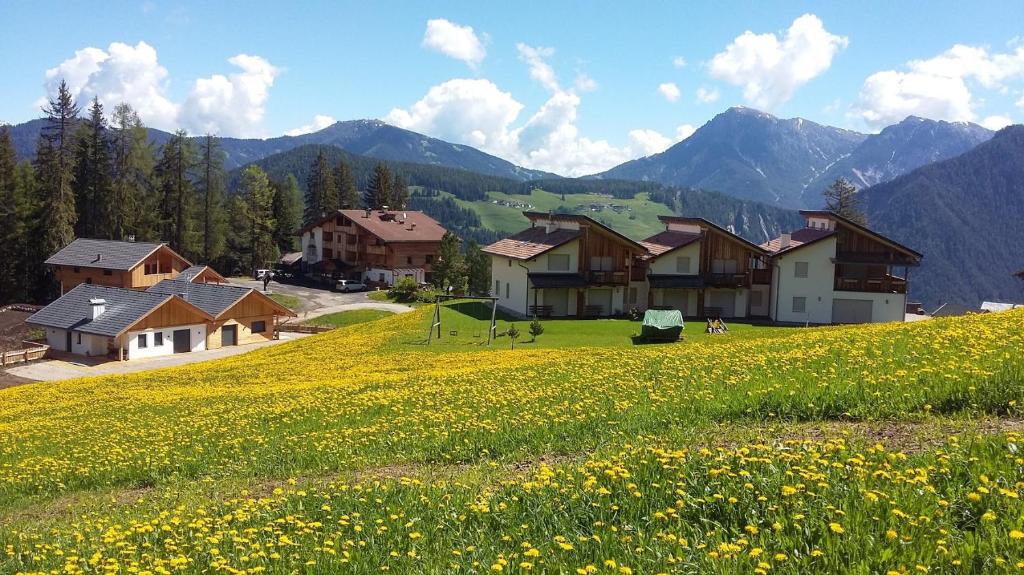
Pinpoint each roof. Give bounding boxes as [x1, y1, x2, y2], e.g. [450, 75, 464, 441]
[640, 230, 701, 258]
[45, 238, 190, 270]
[279, 252, 303, 265]
[482, 227, 581, 260]
[522, 211, 647, 253]
[657, 216, 769, 255]
[25, 284, 211, 337]
[980, 301, 1023, 313]
[761, 228, 836, 255]
[647, 274, 705, 289]
[798, 210, 923, 259]
[147, 280, 296, 318]
[178, 265, 228, 283]
[302, 209, 447, 243]
[930, 302, 979, 317]
[526, 273, 589, 289]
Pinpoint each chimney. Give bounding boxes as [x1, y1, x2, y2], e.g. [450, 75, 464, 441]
[126, 235, 135, 242]
[93, 253, 102, 264]
[89, 298, 106, 320]
[364, 208, 371, 218]
[779, 233, 791, 249]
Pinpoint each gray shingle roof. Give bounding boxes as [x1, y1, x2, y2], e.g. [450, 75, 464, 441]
[147, 280, 251, 318]
[44, 238, 176, 270]
[25, 284, 178, 337]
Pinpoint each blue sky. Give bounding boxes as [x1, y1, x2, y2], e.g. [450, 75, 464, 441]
[2, 0, 1022, 175]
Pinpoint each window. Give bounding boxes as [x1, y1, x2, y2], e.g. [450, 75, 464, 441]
[675, 256, 691, 274]
[76, 332, 81, 344]
[102, 269, 112, 276]
[505, 283, 509, 299]
[138, 333, 148, 348]
[73, 266, 81, 273]
[323, 231, 333, 242]
[712, 259, 738, 273]
[378, 273, 385, 282]
[306, 243, 317, 258]
[792, 296, 806, 314]
[159, 261, 171, 273]
[590, 256, 614, 271]
[495, 280, 500, 296]
[407, 256, 413, 265]
[751, 290, 763, 307]
[425, 255, 434, 264]
[548, 254, 570, 271]
[154, 332, 163, 346]
[144, 263, 158, 275]
[251, 320, 266, 333]
[794, 261, 809, 278]
[628, 287, 638, 304]
[85, 278, 92, 284]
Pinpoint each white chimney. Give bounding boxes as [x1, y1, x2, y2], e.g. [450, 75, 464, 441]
[89, 298, 106, 320]
[779, 233, 791, 249]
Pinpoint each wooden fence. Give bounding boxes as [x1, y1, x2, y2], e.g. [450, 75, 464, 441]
[277, 323, 334, 335]
[1, 341, 50, 367]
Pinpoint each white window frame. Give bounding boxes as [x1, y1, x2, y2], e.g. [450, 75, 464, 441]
[794, 262, 809, 278]
[675, 256, 691, 274]
[548, 253, 570, 271]
[792, 296, 807, 314]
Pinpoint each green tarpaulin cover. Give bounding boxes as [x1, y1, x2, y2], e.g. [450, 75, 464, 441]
[640, 309, 684, 341]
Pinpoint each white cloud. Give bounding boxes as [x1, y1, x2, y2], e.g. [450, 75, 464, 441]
[981, 115, 1014, 130]
[41, 42, 280, 137]
[709, 14, 847, 110]
[658, 82, 681, 102]
[1017, 94, 1024, 108]
[854, 43, 1024, 128]
[673, 56, 687, 68]
[574, 73, 598, 92]
[285, 114, 336, 136]
[675, 124, 696, 141]
[180, 54, 279, 137]
[627, 129, 673, 156]
[516, 43, 559, 92]
[43, 41, 178, 128]
[422, 18, 487, 68]
[696, 86, 720, 103]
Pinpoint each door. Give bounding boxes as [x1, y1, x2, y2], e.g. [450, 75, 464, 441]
[173, 329, 191, 353]
[589, 288, 613, 316]
[662, 289, 689, 314]
[546, 289, 569, 316]
[65, 331, 73, 352]
[832, 299, 873, 324]
[221, 324, 238, 347]
[709, 291, 737, 317]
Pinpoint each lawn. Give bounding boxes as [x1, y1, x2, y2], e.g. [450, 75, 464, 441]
[1, 308, 1023, 573]
[304, 309, 394, 328]
[266, 292, 301, 311]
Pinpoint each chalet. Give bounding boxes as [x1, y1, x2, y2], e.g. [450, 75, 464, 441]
[177, 265, 229, 284]
[761, 211, 922, 324]
[46, 238, 193, 294]
[641, 216, 771, 318]
[483, 212, 647, 317]
[299, 209, 447, 285]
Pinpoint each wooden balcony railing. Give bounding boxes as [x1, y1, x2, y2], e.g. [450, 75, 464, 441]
[751, 268, 772, 284]
[587, 270, 628, 285]
[706, 273, 749, 288]
[834, 275, 907, 294]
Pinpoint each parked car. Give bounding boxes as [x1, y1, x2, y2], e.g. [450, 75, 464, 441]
[335, 279, 368, 292]
[254, 269, 273, 280]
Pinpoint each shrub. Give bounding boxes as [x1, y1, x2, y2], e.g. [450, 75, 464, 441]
[529, 316, 544, 341]
[507, 323, 520, 349]
[388, 277, 419, 302]
[415, 287, 443, 304]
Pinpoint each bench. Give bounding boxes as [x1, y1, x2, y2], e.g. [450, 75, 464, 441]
[528, 304, 554, 318]
[583, 304, 604, 318]
[704, 307, 723, 318]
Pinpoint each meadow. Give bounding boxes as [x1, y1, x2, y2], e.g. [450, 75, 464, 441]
[1, 308, 1023, 574]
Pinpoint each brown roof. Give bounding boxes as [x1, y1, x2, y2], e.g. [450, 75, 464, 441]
[798, 210, 922, 259]
[482, 227, 581, 260]
[522, 211, 647, 253]
[761, 228, 836, 254]
[640, 230, 701, 258]
[302, 209, 447, 243]
[659, 215, 769, 255]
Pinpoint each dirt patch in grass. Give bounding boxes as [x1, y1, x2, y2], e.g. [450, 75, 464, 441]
[0, 309, 34, 352]
[0, 485, 155, 526]
[785, 418, 1024, 453]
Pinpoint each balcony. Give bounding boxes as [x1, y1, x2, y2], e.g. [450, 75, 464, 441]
[834, 275, 907, 294]
[751, 268, 772, 284]
[364, 244, 386, 255]
[706, 273, 749, 289]
[586, 270, 628, 285]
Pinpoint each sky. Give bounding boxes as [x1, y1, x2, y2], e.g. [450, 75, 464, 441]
[2, 1, 1023, 176]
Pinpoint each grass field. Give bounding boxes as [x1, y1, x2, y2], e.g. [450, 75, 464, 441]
[267, 292, 302, 311]
[448, 189, 674, 239]
[1, 308, 1023, 573]
[304, 309, 395, 328]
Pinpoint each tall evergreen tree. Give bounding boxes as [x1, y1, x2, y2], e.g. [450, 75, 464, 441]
[334, 158, 358, 209]
[155, 130, 199, 258]
[431, 231, 465, 291]
[239, 165, 277, 272]
[364, 162, 393, 210]
[390, 172, 409, 210]
[0, 126, 24, 303]
[110, 103, 156, 241]
[35, 80, 80, 283]
[271, 174, 303, 255]
[464, 240, 491, 296]
[73, 97, 113, 238]
[823, 177, 868, 226]
[197, 134, 228, 263]
[304, 148, 337, 224]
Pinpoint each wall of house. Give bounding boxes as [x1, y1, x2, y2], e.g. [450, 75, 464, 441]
[54, 267, 130, 293]
[831, 292, 906, 324]
[492, 240, 581, 316]
[584, 286, 627, 316]
[302, 228, 323, 265]
[749, 284, 771, 317]
[70, 332, 109, 357]
[129, 252, 189, 287]
[703, 288, 749, 318]
[125, 323, 206, 359]
[650, 289, 699, 316]
[770, 236, 837, 324]
[44, 328, 69, 351]
[648, 243, 701, 275]
[626, 281, 649, 312]
[207, 315, 275, 349]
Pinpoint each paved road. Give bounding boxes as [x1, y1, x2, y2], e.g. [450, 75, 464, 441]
[231, 278, 413, 321]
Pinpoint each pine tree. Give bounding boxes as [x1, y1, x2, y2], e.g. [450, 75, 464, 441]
[35, 80, 80, 282]
[390, 172, 409, 210]
[364, 163, 392, 210]
[73, 97, 113, 238]
[464, 240, 491, 296]
[334, 158, 358, 209]
[271, 174, 302, 255]
[0, 125, 23, 303]
[431, 231, 465, 291]
[110, 103, 155, 241]
[304, 149, 337, 224]
[197, 134, 228, 263]
[155, 130, 199, 258]
[823, 177, 868, 226]
[239, 165, 277, 273]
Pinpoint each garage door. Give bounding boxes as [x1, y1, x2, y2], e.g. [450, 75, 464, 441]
[173, 329, 191, 353]
[662, 289, 689, 314]
[221, 324, 238, 346]
[545, 289, 569, 316]
[832, 299, 873, 324]
[588, 289, 613, 316]
[709, 291, 737, 318]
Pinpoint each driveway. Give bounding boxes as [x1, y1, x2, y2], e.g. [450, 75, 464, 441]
[7, 332, 312, 383]
[230, 278, 413, 321]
